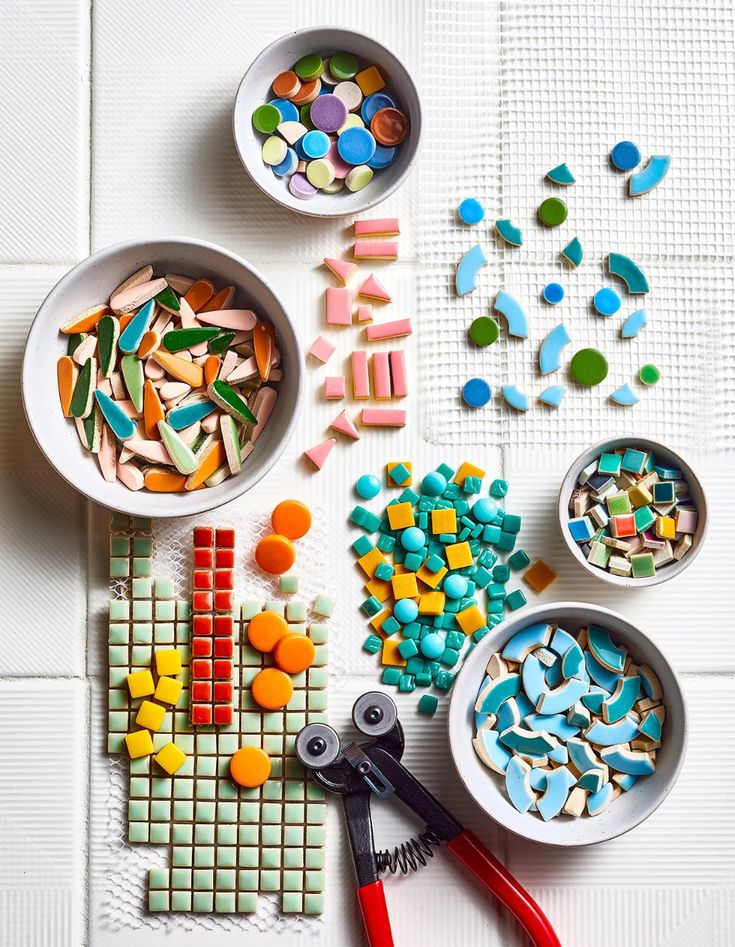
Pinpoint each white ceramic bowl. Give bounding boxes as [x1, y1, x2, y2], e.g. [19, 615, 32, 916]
[22, 237, 303, 518]
[233, 27, 422, 217]
[558, 436, 708, 588]
[448, 602, 687, 847]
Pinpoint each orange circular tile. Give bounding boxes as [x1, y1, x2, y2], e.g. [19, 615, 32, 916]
[271, 499, 312, 540]
[272, 70, 301, 99]
[247, 610, 288, 653]
[255, 533, 295, 574]
[230, 746, 271, 787]
[251, 667, 294, 710]
[371, 107, 409, 146]
[274, 633, 316, 674]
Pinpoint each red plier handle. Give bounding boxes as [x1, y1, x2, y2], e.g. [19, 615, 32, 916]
[355, 830, 560, 947]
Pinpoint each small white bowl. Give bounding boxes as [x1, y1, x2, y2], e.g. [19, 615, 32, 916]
[448, 602, 687, 847]
[22, 237, 303, 518]
[233, 27, 422, 217]
[558, 436, 708, 588]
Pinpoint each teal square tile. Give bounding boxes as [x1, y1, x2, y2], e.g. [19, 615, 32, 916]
[176, 600, 191, 620]
[286, 600, 307, 622]
[307, 782, 326, 801]
[133, 536, 153, 557]
[108, 690, 129, 710]
[133, 557, 152, 577]
[288, 690, 306, 711]
[129, 777, 148, 797]
[218, 733, 239, 755]
[307, 803, 326, 824]
[263, 735, 283, 754]
[108, 646, 128, 666]
[308, 691, 327, 713]
[309, 667, 328, 688]
[131, 645, 151, 665]
[108, 710, 128, 731]
[264, 600, 285, 617]
[217, 824, 238, 845]
[219, 780, 238, 801]
[130, 756, 150, 775]
[286, 712, 306, 734]
[279, 574, 299, 594]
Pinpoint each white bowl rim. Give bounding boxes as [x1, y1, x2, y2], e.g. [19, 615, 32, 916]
[557, 435, 708, 588]
[232, 25, 423, 218]
[21, 235, 303, 518]
[447, 600, 688, 847]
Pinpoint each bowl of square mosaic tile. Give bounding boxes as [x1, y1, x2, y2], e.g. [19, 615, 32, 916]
[233, 27, 422, 217]
[22, 237, 303, 517]
[448, 602, 687, 847]
[557, 437, 707, 588]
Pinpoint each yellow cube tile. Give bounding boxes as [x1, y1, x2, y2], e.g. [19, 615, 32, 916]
[365, 577, 392, 603]
[386, 462, 412, 486]
[454, 462, 485, 486]
[628, 484, 653, 508]
[127, 669, 155, 699]
[457, 604, 485, 635]
[655, 515, 676, 540]
[431, 508, 457, 534]
[386, 501, 415, 530]
[391, 572, 419, 600]
[125, 728, 155, 759]
[416, 563, 448, 589]
[154, 676, 183, 706]
[154, 741, 187, 775]
[445, 541, 473, 570]
[370, 608, 395, 635]
[355, 65, 385, 96]
[136, 699, 166, 732]
[419, 591, 446, 616]
[358, 546, 387, 578]
[154, 649, 182, 677]
[381, 638, 407, 667]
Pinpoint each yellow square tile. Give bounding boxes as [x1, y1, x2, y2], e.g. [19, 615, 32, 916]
[454, 462, 485, 485]
[154, 649, 181, 677]
[416, 563, 448, 589]
[154, 741, 187, 775]
[386, 502, 415, 530]
[358, 546, 387, 578]
[125, 728, 154, 759]
[381, 638, 407, 667]
[155, 676, 183, 706]
[391, 572, 419, 600]
[127, 669, 155, 699]
[445, 541, 473, 570]
[628, 484, 653, 508]
[430, 508, 457, 534]
[655, 516, 676, 539]
[136, 699, 166, 732]
[419, 591, 446, 615]
[365, 577, 392, 603]
[457, 604, 485, 635]
[355, 65, 385, 96]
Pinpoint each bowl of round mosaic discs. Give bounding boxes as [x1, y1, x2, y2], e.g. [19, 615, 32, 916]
[448, 602, 687, 846]
[233, 27, 422, 217]
[22, 237, 303, 517]
[558, 437, 707, 587]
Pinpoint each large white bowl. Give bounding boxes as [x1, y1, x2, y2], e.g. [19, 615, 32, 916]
[558, 437, 708, 588]
[22, 237, 303, 518]
[448, 602, 687, 846]
[233, 27, 422, 217]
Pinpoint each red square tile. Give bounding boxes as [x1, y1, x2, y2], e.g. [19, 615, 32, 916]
[191, 703, 213, 725]
[214, 590, 233, 612]
[191, 659, 212, 679]
[194, 547, 213, 568]
[192, 591, 213, 612]
[214, 569, 234, 590]
[193, 526, 214, 548]
[192, 615, 213, 636]
[191, 681, 212, 702]
[192, 637, 213, 657]
[215, 548, 235, 568]
[193, 570, 213, 590]
[213, 681, 233, 703]
[213, 637, 233, 658]
[214, 615, 234, 636]
[216, 527, 235, 548]
[213, 705, 233, 726]
[213, 659, 232, 680]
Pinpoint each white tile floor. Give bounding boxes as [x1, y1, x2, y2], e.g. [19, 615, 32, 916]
[2, 1, 734, 945]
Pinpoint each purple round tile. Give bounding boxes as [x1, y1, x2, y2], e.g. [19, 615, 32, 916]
[289, 172, 318, 200]
[310, 94, 349, 134]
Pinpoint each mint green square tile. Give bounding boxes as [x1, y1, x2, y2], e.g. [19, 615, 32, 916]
[110, 537, 130, 557]
[129, 777, 148, 797]
[177, 735, 195, 755]
[108, 646, 128, 666]
[306, 870, 325, 892]
[196, 756, 217, 778]
[282, 892, 303, 913]
[109, 600, 130, 621]
[285, 803, 305, 824]
[241, 600, 261, 620]
[283, 870, 303, 892]
[261, 803, 282, 824]
[218, 733, 239, 755]
[154, 623, 175, 644]
[219, 780, 238, 801]
[171, 891, 192, 911]
[172, 824, 193, 845]
[110, 557, 129, 578]
[306, 826, 324, 846]
[260, 848, 281, 869]
[156, 600, 176, 621]
[133, 537, 153, 557]
[305, 712, 327, 727]
[241, 648, 263, 668]
[241, 712, 262, 733]
[218, 802, 238, 823]
[176, 600, 191, 620]
[197, 733, 217, 754]
[270, 758, 283, 779]
[132, 577, 153, 599]
[108, 623, 129, 644]
[283, 848, 304, 869]
[196, 779, 216, 800]
[238, 892, 258, 911]
[128, 800, 148, 821]
[174, 713, 192, 736]
[286, 713, 306, 734]
[260, 824, 280, 846]
[149, 868, 169, 889]
[308, 692, 327, 713]
[260, 870, 280, 892]
[286, 601, 307, 622]
[149, 823, 170, 845]
[283, 825, 304, 846]
[192, 891, 213, 912]
[215, 891, 236, 913]
[131, 645, 151, 665]
[304, 893, 324, 914]
[306, 782, 326, 801]
[176, 622, 191, 643]
[307, 803, 326, 824]
[284, 782, 305, 801]
[216, 869, 236, 891]
[193, 868, 214, 890]
[291, 672, 306, 688]
[171, 868, 192, 889]
[132, 623, 153, 644]
[194, 823, 215, 845]
[285, 735, 297, 754]
[241, 668, 260, 689]
[108, 710, 127, 731]
[174, 779, 194, 799]
[264, 600, 285, 617]
[309, 623, 328, 645]
[305, 849, 324, 869]
[238, 847, 259, 868]
[128, 823, 148, 843]
[133, 557, 152, 578]
[238, 870, 258, 892]
[171, 845, 194, 868]
[108, 690, 128, 709]
[309, 667, 328, 688]
[149, 800, 170, 822]
[238, 825, 259, 846]
[194, 847, 215, 868]
[173, 800, 194, 821]
[313, 644, 328, 666]
[215, 824, 237, 846]
[148, 890, 169, 911]
[152, 732, 169, 752]
[279, 574, 299, 594]
[287, 690, 306, 712]
[132, 600, 153, 621]
[195, 801, 216, 823]
[216, 847, 237, 868]
[153, 578, 173, 600]
[130, 756, 150, 775]
[151, 777, 172, 798]
[263, 735, 283, 755]
[239, 802, 259, 822]
[105, 730, 122, 750]
[262, 781, 281, 801]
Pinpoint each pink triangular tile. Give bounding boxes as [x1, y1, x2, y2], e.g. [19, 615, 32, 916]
[323, 257, 357, 285]
[329, 410, 360, 440]
[303, 437, 337, 469]
[358, 273, 391, 302]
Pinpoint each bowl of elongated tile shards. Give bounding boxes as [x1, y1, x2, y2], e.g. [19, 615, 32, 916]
[558, 437, 707, 588]
[448, 602, 687, 846]
[22, 237, 303, 517]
